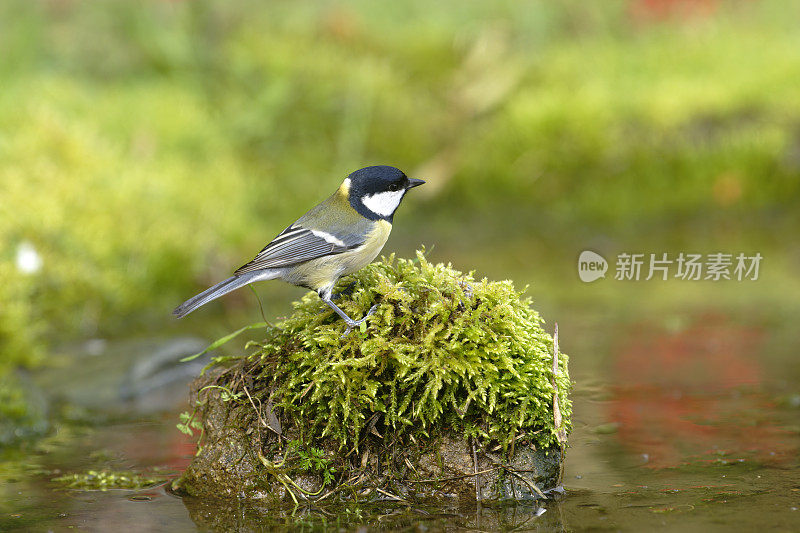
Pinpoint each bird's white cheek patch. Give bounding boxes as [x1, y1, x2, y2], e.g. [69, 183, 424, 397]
[361, 190, 405, 217]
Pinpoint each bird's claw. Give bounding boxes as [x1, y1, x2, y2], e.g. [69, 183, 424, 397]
[339, 304, 379, 338]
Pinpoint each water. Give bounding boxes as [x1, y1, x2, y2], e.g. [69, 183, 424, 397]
[3, 304, 799, 531]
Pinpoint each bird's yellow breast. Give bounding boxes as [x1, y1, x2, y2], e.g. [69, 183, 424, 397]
[342, 219, 392, 274]
[290, 219, 392, 293]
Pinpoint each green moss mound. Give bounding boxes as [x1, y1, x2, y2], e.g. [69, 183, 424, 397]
[229, 251, 571, 453]
[180, 252, 570, 502]
[182, 252, 571, 502]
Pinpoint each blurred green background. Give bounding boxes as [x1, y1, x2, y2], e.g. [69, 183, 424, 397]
[2, 0, 800, 436]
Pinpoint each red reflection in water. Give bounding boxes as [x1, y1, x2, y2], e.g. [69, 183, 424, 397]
[168, 431, 199, 471]
[112, 417, 198, 472]
[609, 313, 795, 468]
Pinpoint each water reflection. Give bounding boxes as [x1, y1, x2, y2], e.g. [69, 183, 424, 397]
[609, 313, 797, 469]
[181, 497, 554, 531]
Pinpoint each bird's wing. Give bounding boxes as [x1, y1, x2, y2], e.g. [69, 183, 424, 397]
[233, 223, 364, 275]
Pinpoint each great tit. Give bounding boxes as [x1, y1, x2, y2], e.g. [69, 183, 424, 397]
[173, 165, 424, 333]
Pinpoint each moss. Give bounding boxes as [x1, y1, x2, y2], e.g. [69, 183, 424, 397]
[256, 251, 570, 451]
[52, 469, 164, 491]
[178, 251, 570, 502]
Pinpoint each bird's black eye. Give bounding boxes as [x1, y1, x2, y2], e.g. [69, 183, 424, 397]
[388, 183, 401, 191]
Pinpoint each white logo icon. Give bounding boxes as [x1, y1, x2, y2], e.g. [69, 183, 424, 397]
[578, 250, 607, 282]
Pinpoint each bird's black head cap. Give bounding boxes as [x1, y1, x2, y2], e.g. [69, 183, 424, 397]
[344, 165, 424, 221]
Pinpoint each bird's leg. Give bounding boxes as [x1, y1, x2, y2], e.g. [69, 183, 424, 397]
[331, 282, 356, 301]
[319, 293, 378, 337]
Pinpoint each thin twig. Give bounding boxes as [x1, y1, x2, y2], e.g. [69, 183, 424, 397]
[552, 323, 567, 487]
[472, 439, 481, 502]
[242, 383, 268, 430]
[482, 452, 547, 499]
[248, 285, 274, 328]
[551, 323, 567, 445]
[375, 487, 406, 502]
[507, 468, 547, 499]
[315, 474, 363, 502]
[406, 467, 498, 484]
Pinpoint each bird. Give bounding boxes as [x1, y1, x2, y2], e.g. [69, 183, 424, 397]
[173, 165, 424, 334]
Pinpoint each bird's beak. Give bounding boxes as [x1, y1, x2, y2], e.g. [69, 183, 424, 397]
[406, 178, 426, 189]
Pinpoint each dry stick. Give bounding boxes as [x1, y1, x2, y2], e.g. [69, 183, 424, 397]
[472, 439, 481, 502]
[551, 324, 565, 440]
[551, 323, 567, 485]
[482, 452, 547, 499]
[375, 487, 406, 502]
[315, 474, 364, 503]
[406, 467, 498, 484]
[403, 457, 417, 475]
[507, 468, 547, 500]
[242, 383, 268, 430]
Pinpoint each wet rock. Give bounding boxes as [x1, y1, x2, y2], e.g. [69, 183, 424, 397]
[416, 436, 561, 501]
[176, 383, 562, 504]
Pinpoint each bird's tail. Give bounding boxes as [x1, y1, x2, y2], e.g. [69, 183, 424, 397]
[172, 270, 276, 318]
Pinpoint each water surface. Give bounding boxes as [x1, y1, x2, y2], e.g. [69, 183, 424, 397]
[3, 301, 799, 531]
